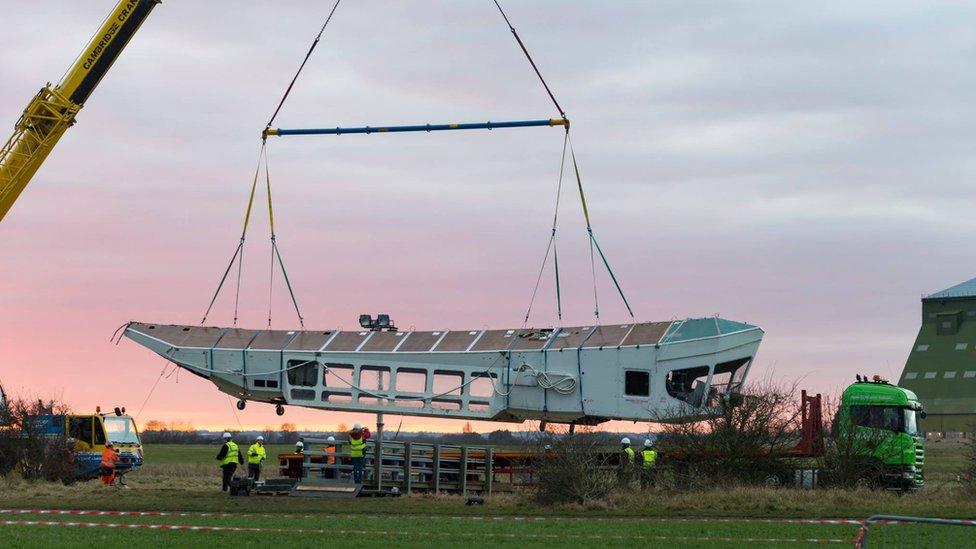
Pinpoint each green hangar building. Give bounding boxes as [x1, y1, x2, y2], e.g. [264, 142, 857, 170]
[899, 277, 976, 433]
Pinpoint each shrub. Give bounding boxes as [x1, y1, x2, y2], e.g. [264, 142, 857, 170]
[0, 396, 75, 482]
[533, 430, 616, 505]
[962, 431, 976, 497]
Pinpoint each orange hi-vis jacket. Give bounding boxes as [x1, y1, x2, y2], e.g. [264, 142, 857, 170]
[100, 448, 119, 469]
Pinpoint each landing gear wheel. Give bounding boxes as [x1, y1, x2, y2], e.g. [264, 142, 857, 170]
[236, 399, 246, 411]
[275, 404, 285, 416]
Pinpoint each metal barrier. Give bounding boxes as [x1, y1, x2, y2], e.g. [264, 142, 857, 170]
[297, 438, 492, 496]
[854, 515, 976, 548]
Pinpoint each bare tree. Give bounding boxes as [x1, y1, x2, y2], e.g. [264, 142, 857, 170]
[533, 427, 617, 505]
[278, 423, 299, 444]
[140, 420, 204, 444]
[653, 377, 804, 488]
[0, 396, 74, 482]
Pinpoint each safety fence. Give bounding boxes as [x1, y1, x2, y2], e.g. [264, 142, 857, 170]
[293, 438, 492, 495]
[854, 515, 976, 548]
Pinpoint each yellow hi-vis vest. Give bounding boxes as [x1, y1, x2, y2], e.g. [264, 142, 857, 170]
[222, 441, 239, 466]
[247, 443, 266, 464]
[641, 449, 657, 469]
[349, 436, 366, 458]
[623, 446, 635, 463]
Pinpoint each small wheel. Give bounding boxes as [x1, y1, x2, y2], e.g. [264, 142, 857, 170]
[275, 404, 285, 416]
[236, 399, 246, 411]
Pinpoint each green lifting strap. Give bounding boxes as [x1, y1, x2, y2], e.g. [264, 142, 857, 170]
[263, 146, 305, 329]
[568, 133, 636, 321]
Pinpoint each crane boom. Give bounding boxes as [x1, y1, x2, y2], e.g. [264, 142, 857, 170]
[0, 0, 158, 222]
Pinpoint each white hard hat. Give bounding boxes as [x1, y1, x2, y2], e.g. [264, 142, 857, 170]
[256, 435, 264, 441]
[326, 436, 336, 443]
[620, 437, 631, 445]
[352, 423, 362, 430]
[222, 432, 232, 439]
[644, 439, 652, 447]
[295, 441, 304, 447]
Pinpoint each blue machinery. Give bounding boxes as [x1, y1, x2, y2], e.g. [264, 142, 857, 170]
[263, 117, 568, 137]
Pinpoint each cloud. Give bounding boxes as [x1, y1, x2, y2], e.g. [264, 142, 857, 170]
[1, 1, 973, 430]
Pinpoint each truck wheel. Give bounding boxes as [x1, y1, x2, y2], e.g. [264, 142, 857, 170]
[855, 475, 875, 490]
[763, 472, 785, 488]
[275, 404, 285, 416]
[236, 399, 246, 411]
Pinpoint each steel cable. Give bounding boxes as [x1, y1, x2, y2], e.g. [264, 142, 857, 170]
[492, 0, 566, 118]
[265, 0, 342, 130]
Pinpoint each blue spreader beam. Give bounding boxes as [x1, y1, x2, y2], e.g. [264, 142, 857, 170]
[264, 117, 568, 137]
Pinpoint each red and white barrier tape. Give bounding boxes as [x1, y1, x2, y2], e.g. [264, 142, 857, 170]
[0, 519, 848, 543]
[0, 508, 865, 524]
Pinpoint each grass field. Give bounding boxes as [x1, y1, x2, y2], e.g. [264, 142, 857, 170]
[0, 441, 973, 547]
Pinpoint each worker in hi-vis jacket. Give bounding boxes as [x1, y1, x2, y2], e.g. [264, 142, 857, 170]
[215, 432, 244, 491]
[348, 424, 371, 483]
[247, 435, 267, 482]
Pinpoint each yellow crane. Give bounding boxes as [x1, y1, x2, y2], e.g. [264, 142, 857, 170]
[0, 0, 159, 222]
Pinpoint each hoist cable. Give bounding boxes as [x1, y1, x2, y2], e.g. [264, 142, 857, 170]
[551, 131, 568, 321]
[262, 146, 305, 328]
[492, 0, 566, 118]
[201, 234, 241, 325]
[522, 234, 555, 327]
[232, 242, 245, 326]
[265, 0, 342, 130]
[267, 244, 276, 327]
[133, 361, 170, 421]
[568, 132, 636, 320]
[201, 144, 266, 325]
[265, 147, 276, 328]
[274, 241, 305, 328]
[587, 228, 600, 320]
[521, 131, 569, 325]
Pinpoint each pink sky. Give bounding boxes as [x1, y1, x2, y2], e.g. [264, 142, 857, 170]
[2, 2, 973, 433]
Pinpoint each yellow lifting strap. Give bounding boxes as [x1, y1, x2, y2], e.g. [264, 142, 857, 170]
[201, 141, 304, 328]
[264, 145, 276, 235]
[241, 141, 264, 236]
[201, 144, 265, 325]
[568, 133, 592, 229]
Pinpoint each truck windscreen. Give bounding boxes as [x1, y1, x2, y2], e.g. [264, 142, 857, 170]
[103, 416, 140, 444]
[903, 409, 919, 436]
[850, 405, 919, 435]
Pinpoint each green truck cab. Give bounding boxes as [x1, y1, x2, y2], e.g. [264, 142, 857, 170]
[836, 376, 925, 490]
